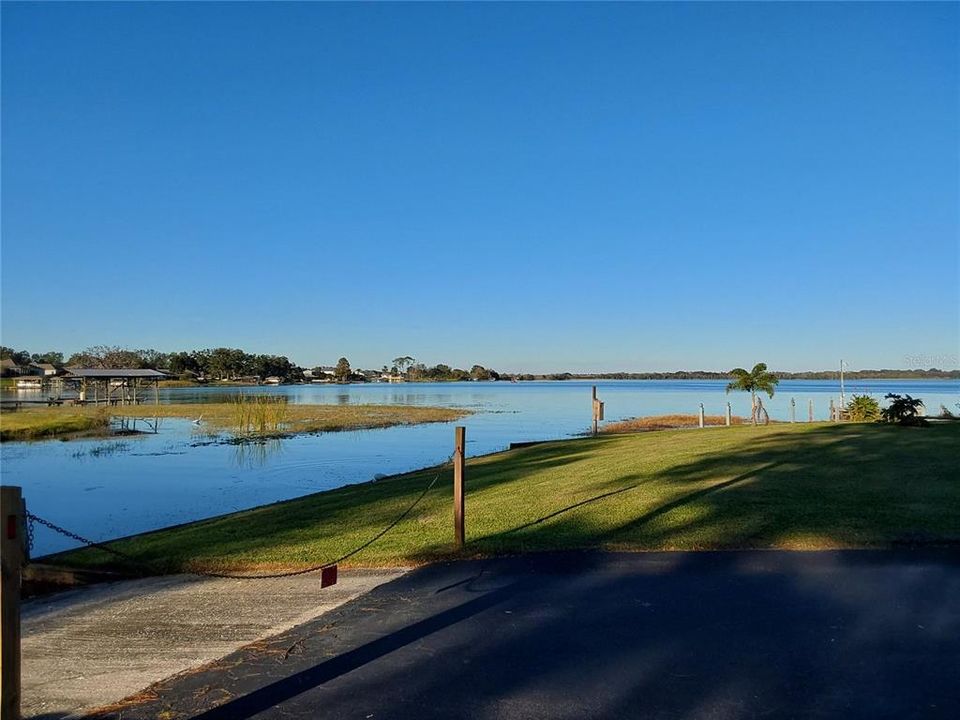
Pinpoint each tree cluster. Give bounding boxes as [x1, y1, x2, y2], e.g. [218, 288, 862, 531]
[1, 347, 64, 366]
[384, 355, 501, 382]
[8, 345, 303, 382]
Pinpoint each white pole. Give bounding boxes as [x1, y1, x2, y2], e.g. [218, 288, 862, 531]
[840, 359, 845, 410]
[698, 403, 705, 428]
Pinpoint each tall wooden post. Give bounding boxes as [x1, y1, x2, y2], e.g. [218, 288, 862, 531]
[592, 386, 598, 436]
[1, 486, 26, 720]
[698, 403, 705, 428]
[453, 427, 465, 551]
[808, 399, 814, 423]
[790, 398, 796, 423]
[725, 402, 731, 426]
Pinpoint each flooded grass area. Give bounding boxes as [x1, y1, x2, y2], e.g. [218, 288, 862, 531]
[0, 402, 468, 442]
[0, 407, 112, 441]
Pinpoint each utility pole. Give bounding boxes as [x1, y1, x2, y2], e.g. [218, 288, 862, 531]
[840, 359, 846, 410]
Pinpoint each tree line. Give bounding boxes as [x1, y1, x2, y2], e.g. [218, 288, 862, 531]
[383, 356, 500, 382]
[0, 346, 505, 384]
[2, 345, 301, 382]
[512, 369, 960, 380]
[3, 345, 956, 381]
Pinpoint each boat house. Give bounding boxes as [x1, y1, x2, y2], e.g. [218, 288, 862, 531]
[61, 368, 168, 405]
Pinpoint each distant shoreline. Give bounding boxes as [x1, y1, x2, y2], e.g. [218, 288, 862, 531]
[500, 370, 960, 381]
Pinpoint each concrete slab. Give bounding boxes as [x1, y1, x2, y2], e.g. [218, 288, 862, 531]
[21, 568, 407, 719]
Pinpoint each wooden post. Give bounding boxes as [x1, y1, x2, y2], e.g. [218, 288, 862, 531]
[829, 398, 836, 422]
[698, 403, 705, 428]
[808, 399, 813, 423]
[725, 402, 731, 426]
[1, 486, 26, 720]
[591, 386, 598, 436]
[154, 379, 159, 405]
[790, 398, 796, 423]
[453, 426, 465, 551]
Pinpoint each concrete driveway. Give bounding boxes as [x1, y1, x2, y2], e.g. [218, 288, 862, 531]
[77, 549, 960, 720]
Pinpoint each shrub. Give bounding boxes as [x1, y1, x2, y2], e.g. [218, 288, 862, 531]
[845, 394, 881, 422]
[880, 393, 926, 426]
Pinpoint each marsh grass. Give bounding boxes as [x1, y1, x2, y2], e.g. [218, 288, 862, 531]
[603, 414, 747, 433]
[1, 403, 468, 442]
[0, 408, 112, 441]
[230, 394, 290, 435]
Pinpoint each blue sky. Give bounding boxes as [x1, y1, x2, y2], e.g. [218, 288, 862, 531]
[2, 2, 957, 372]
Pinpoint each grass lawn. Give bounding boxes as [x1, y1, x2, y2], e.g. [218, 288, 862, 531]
[50, 421, 960, 574]
[0, 403, 467, 442]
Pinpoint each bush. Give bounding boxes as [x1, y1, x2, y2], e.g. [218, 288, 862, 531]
[880, 393, 926, 426]
[846, 394, 881, 422]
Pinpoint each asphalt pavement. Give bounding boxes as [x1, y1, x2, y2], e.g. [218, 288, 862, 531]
[86, 550, 960, 720]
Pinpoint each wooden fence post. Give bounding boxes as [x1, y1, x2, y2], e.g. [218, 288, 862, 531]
[591, 386, 598, 436]
[829, 398, 835, 422]
[1, 486, 26, 720]
[453, 427, 465, 550]
[725, 402, 731, 427]
[698, 403, 705, 428]
[808, 399, 814, 423]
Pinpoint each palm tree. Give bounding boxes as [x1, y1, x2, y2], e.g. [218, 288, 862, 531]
[726, 363, 779, 425]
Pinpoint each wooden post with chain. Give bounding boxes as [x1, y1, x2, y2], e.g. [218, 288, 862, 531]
[453, 427, 466, 550]
[1, 486, 26, 720]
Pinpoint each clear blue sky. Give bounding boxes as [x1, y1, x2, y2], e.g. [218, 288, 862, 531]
[2, 2, 957, 372]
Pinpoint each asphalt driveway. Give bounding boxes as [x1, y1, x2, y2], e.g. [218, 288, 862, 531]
[87, 550, 960, 720]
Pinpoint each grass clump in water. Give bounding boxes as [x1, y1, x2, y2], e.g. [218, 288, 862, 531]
[0, 408, 111, 442]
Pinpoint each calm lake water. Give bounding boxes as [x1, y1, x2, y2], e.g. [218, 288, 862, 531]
[2, 379, 957, 556]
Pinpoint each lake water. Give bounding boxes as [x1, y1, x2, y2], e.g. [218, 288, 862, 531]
[2, 379, 957, 556]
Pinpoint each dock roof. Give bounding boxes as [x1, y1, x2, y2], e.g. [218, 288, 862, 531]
[62, 368, 169, 379]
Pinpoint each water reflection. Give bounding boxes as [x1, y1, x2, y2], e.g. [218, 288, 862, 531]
[113, 416, 163, 435]
[232, 438, 284, 469]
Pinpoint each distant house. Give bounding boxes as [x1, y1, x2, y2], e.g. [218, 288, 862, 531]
[1, 358, 23, 377]
[31, 363, 60, 377]
[318, 366, 337, 378]
[263, 376, 283, 385]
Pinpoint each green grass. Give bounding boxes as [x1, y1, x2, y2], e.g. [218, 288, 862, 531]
[49, 422, 960, 574]
[0, 408, 111, 441]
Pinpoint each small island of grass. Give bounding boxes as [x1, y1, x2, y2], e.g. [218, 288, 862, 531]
[0, 401, 468, 442]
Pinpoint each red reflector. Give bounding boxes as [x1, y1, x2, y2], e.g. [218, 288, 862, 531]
[321, 564, 338, 588]
[6, 515, 16, 540]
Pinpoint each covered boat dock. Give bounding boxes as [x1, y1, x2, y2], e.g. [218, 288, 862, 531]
[61, 368, 168, 405]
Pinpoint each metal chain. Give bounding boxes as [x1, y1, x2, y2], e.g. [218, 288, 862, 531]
[25, 512, 35, 555]
[27, 514, 137, 564]
[26, 459, 450, 581]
